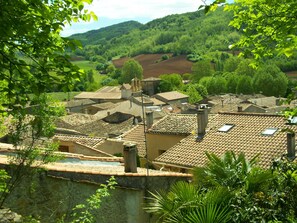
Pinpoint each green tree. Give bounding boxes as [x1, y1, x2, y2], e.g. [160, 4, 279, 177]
[185, 85, 203, 104]
[193, 151, 261, 189]
[146, 181, 233, 223]
[121, 59, 143, 83]
[191, 60, 214, 82]
[201, 76, 227, 95]
[147, 151, 295, 223]
[253, 63, 288, 97]
[223, 56, 242, 72]
[158, 73, 183, 92]
[0, 0, 96, 208]
[224, 72, 239, 94]
[235, 59, 256, 77]
[236, 75, 253, 95]
[207, 0, 297, 58]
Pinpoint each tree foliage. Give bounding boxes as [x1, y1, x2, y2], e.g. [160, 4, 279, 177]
[191, 60, 214, 83]
[227, 0, 297, 58]
[120, 59, 143, 83]
[207, 0, 297, 59]
[147, 151, 297, 222]
[158, 73, 183, 92]
[253, 63, 288, 96]
[0, 0, 96, 208]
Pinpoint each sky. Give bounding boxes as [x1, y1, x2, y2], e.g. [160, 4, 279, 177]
[61, 0, 210, 37]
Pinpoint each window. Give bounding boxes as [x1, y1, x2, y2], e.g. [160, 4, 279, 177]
[59, 145, 69, 152]
[288, 116, 297, 124]
[262, 128, 278, 136]
[218, 124, 234, 132]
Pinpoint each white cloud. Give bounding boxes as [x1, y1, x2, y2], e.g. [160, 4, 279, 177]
[87, 0, 204, 20]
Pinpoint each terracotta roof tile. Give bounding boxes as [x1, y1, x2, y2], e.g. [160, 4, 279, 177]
[154, 112, 297, 169]
[148, 114, 215, 135]
[53, 134, 104, 149]
[155, 91, 189, 101]
[121, 124, 146, 157]
[148, 114, 197, 135]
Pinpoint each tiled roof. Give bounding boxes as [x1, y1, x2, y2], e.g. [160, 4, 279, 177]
[74, 118, 135, 137]
[154, 112, 297, 168]
[155, 91, 189, 101]
[74, 92, 122, 100]
[89, 102, 116, 110]
[66, 99, 95, 108]
[56, 113, 98, 126]
[248, 96, 277, 107]
[148, 114, 197, 135]
[96, 86, 121, 93]
[53, 134, 105, 149]
[150, 97, 166, 106]
[74, 86, 122, 100]
[142, 77, 161, 82]
[121, 124, 146, 157]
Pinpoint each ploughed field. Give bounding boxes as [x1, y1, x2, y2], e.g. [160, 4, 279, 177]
[112, 54, 193, 78]
[286, 71, 297, 80]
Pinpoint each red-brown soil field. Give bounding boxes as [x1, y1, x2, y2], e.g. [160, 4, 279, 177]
[112, 54, 193, 79]
[286, 71, 297, 80]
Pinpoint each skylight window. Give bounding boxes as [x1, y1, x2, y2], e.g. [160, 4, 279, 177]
[218, 124, 234, 132]
[262, 128, 278, 136]
[288, 116, 297, 124]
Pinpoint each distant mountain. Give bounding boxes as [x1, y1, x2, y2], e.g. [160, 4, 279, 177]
[70, 21, 143, 46]
[70, 7, 239, 60]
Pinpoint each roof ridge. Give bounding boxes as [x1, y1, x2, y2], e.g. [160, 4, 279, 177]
[218, 111, 283, 117]
[74, 141, 112, 156]
[54, 134, 104, 140]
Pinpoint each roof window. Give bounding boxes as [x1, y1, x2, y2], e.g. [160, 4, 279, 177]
[262, 128, 278, 136]
[218, 124, 234, 132]
[288, 116, 297, 124]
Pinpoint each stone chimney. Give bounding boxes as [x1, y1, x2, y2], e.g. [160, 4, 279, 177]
[146, 111, 153, 130]
[287, 132, 296, 160]
[197, 104, 208, 139]
[237, 106, 243, 112]
[123, 142, 138, 173]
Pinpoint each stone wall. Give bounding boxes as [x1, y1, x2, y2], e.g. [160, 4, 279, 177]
[4, 169, 190, 222]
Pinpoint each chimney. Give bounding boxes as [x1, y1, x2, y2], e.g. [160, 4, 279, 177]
[123, 142, 138, 173]
[237, 106, 243, 112]
[287, 132, 296, 160]
[146, 111, 153, 130]
[197, 104, 208, 139]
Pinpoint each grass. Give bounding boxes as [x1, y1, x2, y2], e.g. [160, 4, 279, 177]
[72, 60, 98, 71]
[72, 60, 107, 84]
[47, 92, 80, 101]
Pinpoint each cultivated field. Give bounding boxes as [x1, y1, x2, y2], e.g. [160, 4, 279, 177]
[286, 71, 297, 80]
[113, 54, 193, 78]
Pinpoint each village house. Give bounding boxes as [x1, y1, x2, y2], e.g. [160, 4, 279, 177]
[141, 77, 161, 96]
[153, 91, 189, 105]
[74, 86, 124, 103]
[205, 94, 291, 114]
[63, 99, 96, 113]
[84, 102, 117, 115]
[146, 113, 199, 162]
[153, 108, 297, 172]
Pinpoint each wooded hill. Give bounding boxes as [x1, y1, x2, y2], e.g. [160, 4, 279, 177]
[70, 7, 239, 61]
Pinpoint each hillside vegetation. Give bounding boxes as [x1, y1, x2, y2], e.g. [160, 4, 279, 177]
[67, 6, 297, 100]
[70, 7, 238, 60]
